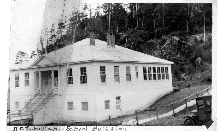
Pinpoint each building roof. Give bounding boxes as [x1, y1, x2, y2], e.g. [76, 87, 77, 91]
[10, 38, 173, 70]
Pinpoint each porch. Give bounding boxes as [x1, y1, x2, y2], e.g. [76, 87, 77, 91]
[34, 70, 60, 95]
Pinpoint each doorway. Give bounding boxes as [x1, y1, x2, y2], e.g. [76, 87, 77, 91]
[41, 71, 52, 95]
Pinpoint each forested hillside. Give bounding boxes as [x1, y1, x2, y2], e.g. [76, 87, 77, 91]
[38, 3, 212, 83]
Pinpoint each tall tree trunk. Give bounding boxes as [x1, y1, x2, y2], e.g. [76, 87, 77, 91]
[204, 12, 206, 43]
[186, 3, 189, 33]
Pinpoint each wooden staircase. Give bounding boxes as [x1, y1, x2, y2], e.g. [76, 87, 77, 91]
[7, 91, 53, 124]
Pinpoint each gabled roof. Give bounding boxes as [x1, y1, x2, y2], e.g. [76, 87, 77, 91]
[10, 38, 173, 70]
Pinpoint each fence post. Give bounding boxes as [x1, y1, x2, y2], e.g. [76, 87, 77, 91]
[109, 115, 111, 126]
[135, 111, 139, 126]
[185, 99, 188, 113]
[196, 92, 199, 98]
[172, 104, 175, 117]
[207, 88, 209, 94]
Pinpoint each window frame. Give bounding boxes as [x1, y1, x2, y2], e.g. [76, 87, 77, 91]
[165, 67, 169, 80]
[126, 66, 131, 82]
[104, 100, 110, 109]
[82, 102, 88, 111]
[157, 67, 161, 81]
[161, 67, 165, 80]
[80, 67, 87, 84]
[152, 67, 157, 81]
[114, 66, 120, 83]
[67, 68, 73, 84]
[148, 67, 152, 81]
[67, 102, 74, 111]
[100, 66, 106, 83]
[15, 73, 19, 88]
[25, 73, 29, 86]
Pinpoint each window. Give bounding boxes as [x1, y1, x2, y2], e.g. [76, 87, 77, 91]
[15, 102, 19, 110]
[82, 102, 88, 111]
[54, 70, 58, 87]
[143, 67, 147, 80]
[67, 68, 73, 84]
[135, 66, 138, 79]
[67, 102, 73, 110]
[157, 67, 161, 81]
[100, 66, 106, 83]
[25, 73, 29, 86]
[105, 100, 110, 109]
[114, 66, 120, 82]
[80, 67, 87, 84]
[165, 67, 169, 80]
[126, 66, 131, 81]
[15, 73, 19, 88]
[116, 96, 121, 110]
[148, 67, 152, 80]
[153, 67, 156, 80]
[161, 67, 165, 80]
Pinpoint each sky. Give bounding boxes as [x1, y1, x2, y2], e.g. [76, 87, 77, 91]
[10, 0, 100, 66]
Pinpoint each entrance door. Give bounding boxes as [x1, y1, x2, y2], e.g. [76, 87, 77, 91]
[41, 71, 52, 95]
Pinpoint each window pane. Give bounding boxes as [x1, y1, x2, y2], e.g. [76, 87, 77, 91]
[114, 66, 119, 75]
[153, 67, 156, 73]
[157, 67, 160, 73]
[165, 67, 168, 73]
[143, 67, 146, 73]
[161, 67, 164, 73]
[148, 74, 152, 80]
[82, 102, 88, 111]
[166, 74, 169, 80]
[148, 67, 151, 73]
[25, 80, 29, 86]
[114, 75, 120, 82]
[105, 100, 110, 109]
[68, 77, 73, 84]
[126, 74, 131, 81]
[153, 74, 156, 80]
[68, 102, 73, 110]
[100, 74, 106, 83]
[144, 74, 147, 80]
[25, 73, 29, 79]
[126, 66, 130, 74]
[157, 74, 161, 80]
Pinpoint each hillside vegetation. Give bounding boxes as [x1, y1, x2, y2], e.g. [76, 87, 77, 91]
[17, 3, 212, 83]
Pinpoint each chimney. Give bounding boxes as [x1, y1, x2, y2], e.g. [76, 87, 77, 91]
[107, 32, 115, 47]
[90, 30, 95, 46]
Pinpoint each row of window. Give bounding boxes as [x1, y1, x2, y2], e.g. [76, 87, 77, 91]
[14, 66, 169, 87]
[15, 73, 29, 88]
[67, 66, 169, 84]
[67, 96, 121, 111]
[14, 96, 121, 111]
[15, 71, 59, 88]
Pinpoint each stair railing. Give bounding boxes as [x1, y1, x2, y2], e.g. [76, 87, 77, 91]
[7, 90, 41, 123]
[32, 91, 53, 116]
[20, 90, 41, 112]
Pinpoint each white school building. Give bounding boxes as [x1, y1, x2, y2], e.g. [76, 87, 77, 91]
[9, 33, 173, 125]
